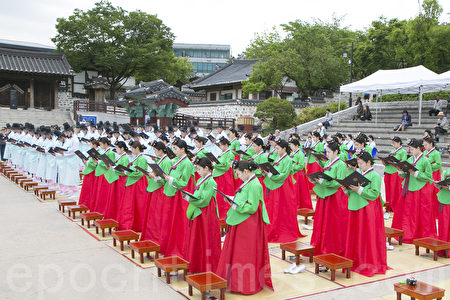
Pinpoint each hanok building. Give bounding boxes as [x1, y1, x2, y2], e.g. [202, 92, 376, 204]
[115, 79, 189, 126]
[0, 39, 74, 109]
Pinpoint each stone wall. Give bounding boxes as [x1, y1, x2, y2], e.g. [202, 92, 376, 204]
[57, 91, 74, 111]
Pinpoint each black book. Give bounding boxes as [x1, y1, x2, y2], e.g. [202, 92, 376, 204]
[207, 135, 216, 142]
[54, 147, 67, 152]
[435, 177, 450, 187]
[379, 156, 400, 165]
[144, 154, 159, 160]
[99, 154, 115, 167]
[140, 132, 149, 139]
[204, 152, 220, 164]
[114, 164, 133, 173]
[257, 162, 280, 175]
[166, 147, 176, 159]
[23, 142, 31, 147]
[48, 147, 55, 154]
[148, 163, 167, 177]
[306, 171, 334, 182]
[178, 189, 199, 201]
[134, 166, 150, 177]
[212, 187, 238, 205]
[235, 150, 248, 156]
[87, 148, 101, 160]
[312, 152, 328, 162]
[36, 147, 45, 153]
[395, 161, 418, 173]
[345, 158, 358, 168]
[345, 149, 357, 156]
[75, 150, 88, 161]
[336, 171, 371, 188]
[80, 137, 90, 142]
[303, 147, 314, 153]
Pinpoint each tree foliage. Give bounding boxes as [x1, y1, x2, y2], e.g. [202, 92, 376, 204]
[254, 97, 296, 130]
[296, 102, 347, 125]
[52, 0, 192, 99]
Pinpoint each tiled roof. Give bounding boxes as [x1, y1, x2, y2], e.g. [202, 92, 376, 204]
[190, 59, 258, 89]
[116, 86, 189, 106]
[0, 47, 74, 76]
[125, 79, 171, 97]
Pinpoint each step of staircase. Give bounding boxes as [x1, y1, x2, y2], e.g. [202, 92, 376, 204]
[0, 107, 74, 128]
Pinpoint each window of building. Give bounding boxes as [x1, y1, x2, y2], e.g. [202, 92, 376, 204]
[221, 93, 233, 100]
[210, 92, 217, 101]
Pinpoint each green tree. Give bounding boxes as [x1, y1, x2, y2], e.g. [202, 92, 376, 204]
[254, 97, 296, 130]
[52, 1, 192, 99]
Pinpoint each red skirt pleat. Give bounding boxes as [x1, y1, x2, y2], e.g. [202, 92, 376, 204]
[92, 175, 111, 214]
[78, 172, 96, 209]
[391, 185, 437, 244]
[306, 162, 323, 192]
[117, 177, 150, 232]
[216, 204, 273, 295]
[293, 172, 313, 209]
[383, 172, 403, 212]
[195, 172, 201, 181]
[438, 203, 450, 257]
[265, 176, 305, 243]
[183, 197, 222, 273]
[140, 187, 164, 243]
[103, 176, 127, 220]
[432, 170, 441, 181]
[344, 197, 389, 277]
[310, 188, 349, 256]
[159, 177, 195, 257]
[213, 169, 234, 219]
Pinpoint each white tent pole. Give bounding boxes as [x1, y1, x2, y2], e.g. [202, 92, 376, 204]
[418, 86, 423, 126]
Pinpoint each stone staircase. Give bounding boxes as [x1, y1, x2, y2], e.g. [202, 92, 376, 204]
[0, 107, 74, 128]
[327, 106, 450, 168]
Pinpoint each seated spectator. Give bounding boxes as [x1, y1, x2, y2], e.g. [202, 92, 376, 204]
[434, 111, 448, 142]
[360, 105, 372, 121]
[352, 98, 363, 120]
[318, 123, 326, 137]
[423, 129, 434, 139]
[395, 110, 412, 131]
[429, 95, 447, 116]
[323, 109, 333, 128]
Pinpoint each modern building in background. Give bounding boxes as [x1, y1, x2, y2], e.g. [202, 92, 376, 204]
[173, 43, 230, 77]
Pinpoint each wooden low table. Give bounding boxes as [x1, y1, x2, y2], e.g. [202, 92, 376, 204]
[57, 199, 77, 212]
[94, 219, 119, 237]
[13, 175, 27, 184]
[386, 227, 404, 245]
[24, 181, 39, 191]
[394, 281, 445, 300]
[314, 253, 353, 281]
[219, 219, 227, 237]
[80, 212, 104, 228]
[18, 178, 34, 187]
[10, 173, 25, 181]
[413, 237, 450, 261]
[111, 230, 139, 251]
[154, 256, 190, 284]
[186, 272, 227, 300]
[280, 241, 315, 265]
[34, 185, 49, 196]
[297, 208, 314, 224]
[67, 205, 89, 219]
[40, 189, 56, 200]
[129, 240, 160, 263]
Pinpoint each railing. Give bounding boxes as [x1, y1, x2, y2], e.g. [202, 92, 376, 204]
[73, 99, 128, 121]
[173, 113, 235, 128]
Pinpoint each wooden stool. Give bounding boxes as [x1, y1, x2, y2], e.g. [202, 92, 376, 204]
[24, 181, 39, 191]
[80, 212, 104, 228]
[57, 199, 77, 212]
[13, 175, 27, 184]
[111, 230, 139, 251]
[40, 189, 56, 200]
[67, 205, 88, 219]
[94, 219, 119, 237]
[34, 186, 49, 196]
[297, 208, 314, 224]
[10, 173, 25, 181]
[394, 281, 445, 300]
[314, 253, 353, 281]
[129, 240, 160, 263]
[5, 171, 20, 178]
[385, 227, 404, 245]
[79, 171, 84, 181]
[19, 178, 33, 187]
[219, 219, 227, 237]
[154, 256, 190, 284]
[280, 241, 315, 265]
[413, 237, 450, 261]
[186, 272, 227, 300]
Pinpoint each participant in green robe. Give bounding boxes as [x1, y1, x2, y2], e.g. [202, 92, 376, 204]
[250, 138, 268, 178]
[94, 138, 116, 177]
[212, 139, 234, 178]
[437, 169, 450, 205]
[82, 141, 98, 175]
[345, 164, 381, 211]
[193, 136, 208, 160]
[228, 129, 241, 155]
[423, 137, 442, 180]
[383, 138, 408, 175]
[146, 144, 172, 192]
[397, 150, 432, 192]
[263, 149, 292, 191]
[104, 142, 130, 184]
[125, 150, 148, 187]
[306, 132, 324, 164]
[242, 133, 255, 159]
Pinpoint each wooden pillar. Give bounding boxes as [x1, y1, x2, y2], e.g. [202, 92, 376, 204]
[29, 78, 35, 108]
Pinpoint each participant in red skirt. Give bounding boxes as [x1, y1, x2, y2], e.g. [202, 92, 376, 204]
[305, 132, 324, 192]
[229, 128, 241, 160]
[212, 138, 235, 219]
[192, 136, 208, 181]
[216, 160, 273, 295]
[117, 142, 149, 231]
[423, 137, 442, 217]
[140, 141, 172, 243]
[103, 141, 129, 220]
[183, 158, 221, 273]
[249, 138, 268, 188]
[263, 139, 304, 243]
[436, 169, 450, 256]
[392, 139, 437, 243]
[309, 139, 349, 256]
[92, 137, 116, 214]
[382, 136, 408, 213]
[344, 152, 388, 277]
[78, 139, 99, 209]
[289, 138, 312, 209]
[159, 139, 196, 256]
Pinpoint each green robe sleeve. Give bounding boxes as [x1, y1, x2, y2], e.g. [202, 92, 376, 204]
[125, 156, 148, 186]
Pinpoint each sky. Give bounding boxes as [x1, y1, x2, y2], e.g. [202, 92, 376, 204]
[0, 0, 449, 55]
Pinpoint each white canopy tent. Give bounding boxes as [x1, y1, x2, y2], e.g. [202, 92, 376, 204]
[339, 65, 444, 125]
